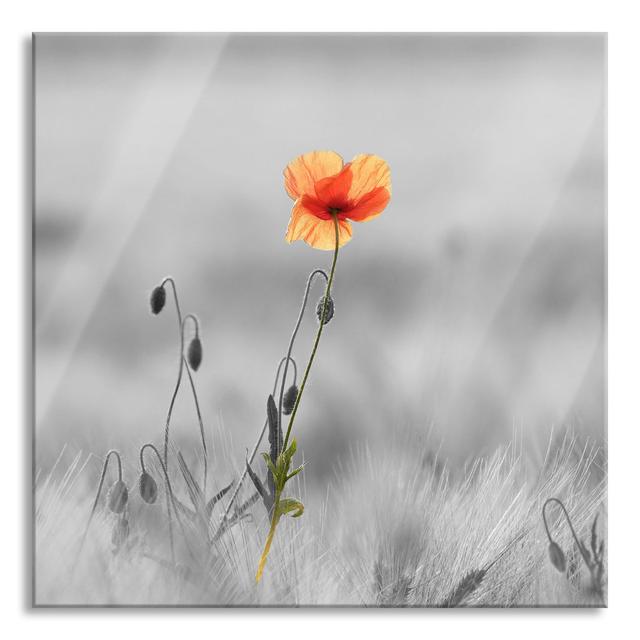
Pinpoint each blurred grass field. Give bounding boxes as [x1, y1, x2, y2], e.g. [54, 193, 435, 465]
[35, 34, 605, 471]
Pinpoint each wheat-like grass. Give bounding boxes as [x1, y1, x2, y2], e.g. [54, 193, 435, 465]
[34, 426, 605, 606]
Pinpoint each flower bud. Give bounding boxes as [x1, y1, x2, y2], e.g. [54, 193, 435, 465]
[107, 480, 128, 514]
[139, 472, 158, 504]
[282, 384, 299, 415]
[548, 541, 566, 573]
[150, 285, 166, 315]
[187, 336, 203, 371]
[316, 294, 334, 325]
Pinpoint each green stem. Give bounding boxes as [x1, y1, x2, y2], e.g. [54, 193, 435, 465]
[282, 214, 340, 452]
[255, 495, 281, 583]
[255, 215, 339, 583]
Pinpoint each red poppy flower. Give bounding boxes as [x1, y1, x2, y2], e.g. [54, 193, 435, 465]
[284, 151, 391, 250]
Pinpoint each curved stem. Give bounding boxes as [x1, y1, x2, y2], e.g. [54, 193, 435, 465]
[140, 443, 195, 562]
[183, 313, 200, 338]
[218, 355, 298, 526]
[139, 446, 147, 474]
[276, 353, 298, 388]
[77, 450, 123, 558]
[161, 276, 185, 471]
[542, 497, 591, 566]
[282, 214, 340, 452]
[277, 269, 328, 429]
[182, 313, 208, 492]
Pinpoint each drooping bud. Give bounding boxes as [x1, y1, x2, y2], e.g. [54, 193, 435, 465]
[139, 472, 158, 504]
[107, 480, 129, 514]
[316, 294, 334, 325]
[548, 541, 566, 573]
[282, 385, 299, 415]
[187, 336, 203, 371]
[150, 285, 166, 315]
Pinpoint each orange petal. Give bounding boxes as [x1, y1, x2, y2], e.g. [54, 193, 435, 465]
[342, 155, 391, 223]
[284, 151, 344, 200]
[345, 186, 391, 222]
[300, 194, 332, 219]
[314, 165, 353, 206]
[285, 201, 353, 250]
[347, 153, 391, 196]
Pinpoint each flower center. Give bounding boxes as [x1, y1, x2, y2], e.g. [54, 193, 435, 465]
[328, 207, 341, 215]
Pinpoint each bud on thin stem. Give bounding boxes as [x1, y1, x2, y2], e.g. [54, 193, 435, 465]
[548, 541, 567, 573]
[542, 497, 592, 571]
[316, 294, 334, 325]
[150, 285, 167, 315]
[139, 472, 158, 504]
[107, 480, 128, 513]
[139, 443, 196, 562]
[187, 337, 202, 371]
[282, 384, 299, 415]
[183, 314, 203, 372]
[77, 450, 125, 563]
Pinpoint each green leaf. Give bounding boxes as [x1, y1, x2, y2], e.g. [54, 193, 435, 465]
[275, 452, 287, 474]
[262, 452, 278, 479]
[286, 464, 304, 481]
[278, 497, 304, 518]
[278, 440, 296, 475]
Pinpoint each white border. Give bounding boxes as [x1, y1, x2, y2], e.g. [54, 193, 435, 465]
[3, 1, 639, 637]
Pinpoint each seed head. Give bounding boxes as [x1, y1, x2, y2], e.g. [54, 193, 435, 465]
[548, 541, 566, 573]
[316, 294, 334, 325]
[139, 472, 158, 504]
[187, 336, 203, 371]
[282, 384, 299, 415]
[150, 285, 166, 315]
[440, 569, 486, 607]
[107, 480, 129, 514]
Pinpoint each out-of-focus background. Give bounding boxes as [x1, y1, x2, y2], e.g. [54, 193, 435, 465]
[35, 34, 605, 491]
